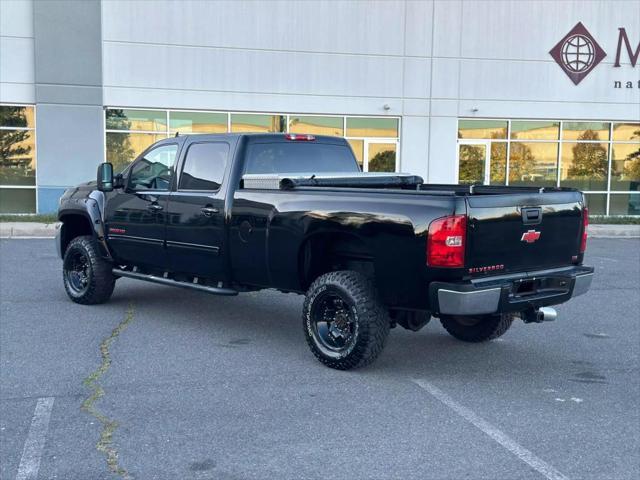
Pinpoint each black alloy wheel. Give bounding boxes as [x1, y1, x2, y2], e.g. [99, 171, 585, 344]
[309, 290, 358, 357]
[64, 248, 91, 296]
[62, 235, 116, 305]
[303, 270, 390, 370]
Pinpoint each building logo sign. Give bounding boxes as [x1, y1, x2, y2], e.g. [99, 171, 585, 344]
[549, 22, 606, 85]
[549, 23, 638, 89]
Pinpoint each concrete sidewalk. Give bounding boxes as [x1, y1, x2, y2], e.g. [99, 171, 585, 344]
[1, 221, 639, 239]
[0, 222, 60, 238]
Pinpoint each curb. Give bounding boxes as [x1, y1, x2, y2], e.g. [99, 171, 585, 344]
[0, 222, 60, 239]
[1, 222, 639, 239]
[588, 224, 640, 238]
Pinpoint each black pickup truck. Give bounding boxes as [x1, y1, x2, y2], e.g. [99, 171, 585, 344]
[56, 133, 593, 369]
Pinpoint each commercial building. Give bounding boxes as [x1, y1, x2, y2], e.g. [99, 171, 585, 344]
[1, 0, 638, 214]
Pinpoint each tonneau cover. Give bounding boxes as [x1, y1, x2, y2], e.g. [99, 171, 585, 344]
[241, 172, 424, 190]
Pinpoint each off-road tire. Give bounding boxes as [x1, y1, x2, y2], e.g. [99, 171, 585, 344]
[440, 313, 515, 342]
[63, 235, 115, 305]
[303, 270, 390, 370]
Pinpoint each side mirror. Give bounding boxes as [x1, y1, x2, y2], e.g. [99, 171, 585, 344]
[97, 162, 114, 192]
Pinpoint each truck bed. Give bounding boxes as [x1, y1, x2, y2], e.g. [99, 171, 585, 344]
[241, 172, 579, 197]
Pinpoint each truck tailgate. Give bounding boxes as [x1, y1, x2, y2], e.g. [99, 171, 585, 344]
[465, 191, 585, 275]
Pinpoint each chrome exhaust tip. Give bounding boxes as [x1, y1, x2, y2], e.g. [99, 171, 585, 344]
[522, 307, 557, 323]
[537, 307, 557, 322]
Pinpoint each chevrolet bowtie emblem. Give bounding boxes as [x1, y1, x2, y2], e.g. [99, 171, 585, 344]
[521, 230, 541, 244]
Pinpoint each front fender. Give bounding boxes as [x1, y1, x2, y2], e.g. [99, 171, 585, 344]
[57, 189, 112, 260]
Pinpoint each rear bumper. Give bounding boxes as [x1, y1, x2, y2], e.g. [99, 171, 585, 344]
[430, 265, 594, 316]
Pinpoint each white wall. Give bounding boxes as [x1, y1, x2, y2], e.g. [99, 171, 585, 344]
[428, 0, 640, 183]
[3, 0, 636, 187]
[101, 0, 639, 184]
[100, 0, 434, 178]
[0, 0, 35, 104]
[100, 0, 432, 113]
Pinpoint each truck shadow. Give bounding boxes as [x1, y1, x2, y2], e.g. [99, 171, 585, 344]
[107, 279, 578, 382]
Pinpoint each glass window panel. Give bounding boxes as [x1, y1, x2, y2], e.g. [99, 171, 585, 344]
[244, 143, 358, 175]
[458, 120, 507, 140]
[612, 123, 640, 142]
[169, 111, 227, 134]
[611, 143, 640, 192]
[0, 105, 35, 128]
[584, 193, 607, 215]
[129, 144, 178, 191]
[561, 122, 610, 141]
[490, 142, 507, 185]
[610, 194, 640, 216]
[179, 142, 229, 191]
[508, 142, 558, 187]
[289, 116, 343, 136]
[106, 132, 167, 173]
[510, 121, 559, 140]
[367, 143, 396, 172]
[0, 130, 36, 186]
[458, 144, 486, 184]
[0, 188, 36, 213]
[347, 139, 364, 170]
[560, 141, 609, 190]
[346, 117, 399, 138]
[230, 114, 285, 133]
[105, 109, 167, 132]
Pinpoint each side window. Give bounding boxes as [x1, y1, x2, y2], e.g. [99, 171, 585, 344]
[179, 142, 229, 191]
[129, 144, 178, 191]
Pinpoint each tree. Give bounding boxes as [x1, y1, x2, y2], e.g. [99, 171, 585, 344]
[508, 142, 537, 184]
[105, 109, 136, 172]
[458, 144, 484, 183]
[489, 130, 508, 184]
[368, 150, 396, 172]
[0, 107, 33, 185]
[622, 129, 640, 180]
[458, 128, 508, 185]
[567, 129, 608, 179]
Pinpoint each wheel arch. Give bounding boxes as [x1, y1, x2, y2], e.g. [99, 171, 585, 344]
[58, 211, 94, 257]
[298, 231, 374, 291]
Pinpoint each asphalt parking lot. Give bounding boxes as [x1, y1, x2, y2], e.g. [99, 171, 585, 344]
[0, 238, 638, 480]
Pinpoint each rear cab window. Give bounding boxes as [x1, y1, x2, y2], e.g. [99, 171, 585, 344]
[244, 141, 360, 175]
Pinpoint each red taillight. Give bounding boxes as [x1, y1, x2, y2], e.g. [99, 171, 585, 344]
[580, 207, 589, 253]
[284, 133, 315, 141]
[427, 215, 467, 268]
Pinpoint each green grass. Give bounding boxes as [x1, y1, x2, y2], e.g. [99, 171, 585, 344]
[589, 215, 640, 225]
[0, 214, 58, 223]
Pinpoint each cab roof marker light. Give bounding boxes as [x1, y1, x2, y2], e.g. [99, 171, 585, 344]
[285, 133, 316, 141]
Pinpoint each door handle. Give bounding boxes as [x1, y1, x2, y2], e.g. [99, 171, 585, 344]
[201, 206, 219, 217]
[148, 203, 163, 212]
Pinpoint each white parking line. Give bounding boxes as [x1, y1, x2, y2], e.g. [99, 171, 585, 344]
[15, 397, 55, 480]
[411, 379, 569, 480]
